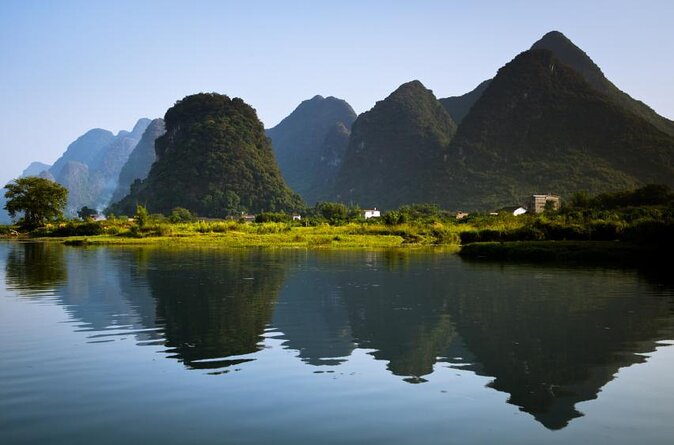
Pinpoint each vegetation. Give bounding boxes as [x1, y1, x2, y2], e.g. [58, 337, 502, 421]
[444, 48, 674, 210]
[77, 206, 97, 221]
[531, 31, 674, 137]
[3, 177, 68, 229]
[2, 185, 671, 261]
[108, 93, 304, 217]
[169, 207, 194, 223]
[333, 80, 457, 208]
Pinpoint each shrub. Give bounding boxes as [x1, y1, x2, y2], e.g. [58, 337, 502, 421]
[169, 207, 194, 223]
[255, 212, 289, 223]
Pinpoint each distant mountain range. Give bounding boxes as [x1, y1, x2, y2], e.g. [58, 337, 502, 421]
[5, 30, 674, 222]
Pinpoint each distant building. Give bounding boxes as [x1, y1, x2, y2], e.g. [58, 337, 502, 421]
[292, 214, 302, 221]
[455, 211, 469, 220]
[528, 194, 561, 213]
[240, 214, 256, 222]
[362, 208, 381, 219]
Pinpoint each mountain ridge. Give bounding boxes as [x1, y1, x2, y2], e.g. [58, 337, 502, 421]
[267, 95, 356, 205]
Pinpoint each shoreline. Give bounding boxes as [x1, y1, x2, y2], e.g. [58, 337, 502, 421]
[2, 235, 663, 263]
[458, 240, 664, 265]
[1, 233, 460, 252]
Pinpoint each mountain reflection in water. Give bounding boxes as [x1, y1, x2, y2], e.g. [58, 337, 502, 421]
[4, 242, 674, 430]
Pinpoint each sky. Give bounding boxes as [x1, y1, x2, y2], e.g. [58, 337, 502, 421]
[1, 0, 674, 186]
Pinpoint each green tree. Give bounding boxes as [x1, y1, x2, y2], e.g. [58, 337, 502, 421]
[78, 206, 98, 221]
[169, 207, 193, 223]
[315, 202, 348, 224]
[135, 204, 149, 228]
[4, 177, 68, 229]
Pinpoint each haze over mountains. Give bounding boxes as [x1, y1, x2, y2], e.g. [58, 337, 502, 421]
[46, 118, 151, 214]
[5, 30, 674, 221]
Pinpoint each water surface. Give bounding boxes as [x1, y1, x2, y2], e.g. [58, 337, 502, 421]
[1, 242, 673, 444]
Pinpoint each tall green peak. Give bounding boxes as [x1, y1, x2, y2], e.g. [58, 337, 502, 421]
[531, 30, 674, 136]
[445, 47, 674, 209]
[109, 93, 304, 217]
[333, 80, 456, 208]
[531, 30, 608, 92]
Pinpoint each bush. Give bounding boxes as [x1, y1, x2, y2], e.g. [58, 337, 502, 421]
[169, 207, 194, 223]
[255, 212, 289, 223]
[623, 220, 674, 245]
[253, 222, 291, 234]
[48, 222, 104, 237]
[588, 221, 623, 241]
[135, 205, 149, 228]
[315, 202, 348, 224]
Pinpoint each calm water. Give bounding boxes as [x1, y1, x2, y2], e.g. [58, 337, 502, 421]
[1, 242, 674, 444]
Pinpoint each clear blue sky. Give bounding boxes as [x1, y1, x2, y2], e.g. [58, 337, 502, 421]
[2, 0, 673, 186]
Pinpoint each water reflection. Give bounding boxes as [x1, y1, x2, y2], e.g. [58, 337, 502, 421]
[443, 263, 674, 429]
[3, 243, 673, 430]
[144, 249, 288, 370]
[5, 242, 67, 294]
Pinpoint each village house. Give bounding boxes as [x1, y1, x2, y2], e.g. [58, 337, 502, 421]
[362, 208, 381, 219]
[528, 194, 561, 213]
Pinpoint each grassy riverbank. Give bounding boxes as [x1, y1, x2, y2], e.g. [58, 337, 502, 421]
[18, 220, 462, 250]
[3, 185, 672, 255]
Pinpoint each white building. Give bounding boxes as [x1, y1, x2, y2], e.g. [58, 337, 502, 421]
[362, 208, 381, 219]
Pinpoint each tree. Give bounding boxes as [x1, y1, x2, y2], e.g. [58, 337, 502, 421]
[4, 177, 68, 229]
[169, 207, 193, 223]
[78, 206, 98, 221]
[315, 202, 348, 224]
[134, 204, 149, 228]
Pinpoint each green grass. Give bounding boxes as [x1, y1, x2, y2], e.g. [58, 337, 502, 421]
[17, 219, 465, 250]
[28, 224, 456, 250]
[5, 198, 671, 255]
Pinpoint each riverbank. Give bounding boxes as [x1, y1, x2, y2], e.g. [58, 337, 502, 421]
[7, 224, 457, 250]
[458, 240, 665, 265]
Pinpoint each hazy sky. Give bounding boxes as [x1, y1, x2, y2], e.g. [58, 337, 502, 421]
[1, 0, 673, 186]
